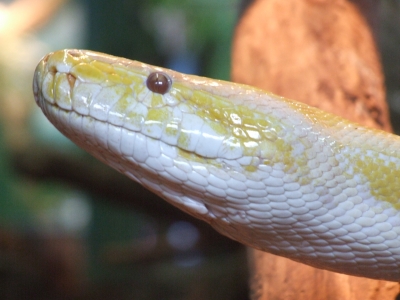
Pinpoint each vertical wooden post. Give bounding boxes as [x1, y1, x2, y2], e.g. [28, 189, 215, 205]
[231, 0, 398, 299]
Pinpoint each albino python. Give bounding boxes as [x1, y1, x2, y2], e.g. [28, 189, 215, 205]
[33, 49, 400, 281]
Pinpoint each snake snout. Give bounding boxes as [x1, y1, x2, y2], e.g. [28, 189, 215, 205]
[32, 57, 47, 106]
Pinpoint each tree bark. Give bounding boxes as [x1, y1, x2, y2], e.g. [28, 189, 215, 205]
[231, 0, 398, 299]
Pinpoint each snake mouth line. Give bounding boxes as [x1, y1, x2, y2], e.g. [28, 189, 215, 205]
[35, 67, 260, 168]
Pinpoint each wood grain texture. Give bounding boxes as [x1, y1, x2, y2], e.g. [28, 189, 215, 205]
[248, 250, 399, 300]
[231, 0, 399, 299]
[232, 0, 391, 131]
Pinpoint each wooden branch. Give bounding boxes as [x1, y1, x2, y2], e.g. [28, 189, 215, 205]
[233, 0, 391, 131]
[232, 0, 398, 299]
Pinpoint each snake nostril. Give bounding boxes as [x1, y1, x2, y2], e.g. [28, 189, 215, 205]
[48, 66, 57, 75]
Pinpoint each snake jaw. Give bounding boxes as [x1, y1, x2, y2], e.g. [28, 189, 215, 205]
[33, 49, 400, 281]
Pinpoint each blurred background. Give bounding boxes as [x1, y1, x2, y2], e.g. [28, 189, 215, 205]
[0, 0, 399, 299]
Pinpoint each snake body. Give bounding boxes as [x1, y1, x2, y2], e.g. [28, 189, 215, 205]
[33, 49, 400, 281]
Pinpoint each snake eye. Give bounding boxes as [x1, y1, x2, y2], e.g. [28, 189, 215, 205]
[146, 72, 171, 95]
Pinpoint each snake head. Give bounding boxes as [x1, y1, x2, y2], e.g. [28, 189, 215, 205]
[33, 49, 400, 281]
[33, 49, 304, 223]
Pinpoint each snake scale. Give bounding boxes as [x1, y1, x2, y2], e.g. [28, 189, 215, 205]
[33, 49, 400, 281]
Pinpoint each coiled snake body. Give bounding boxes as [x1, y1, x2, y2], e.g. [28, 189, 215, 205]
[33, 49, 400, 281]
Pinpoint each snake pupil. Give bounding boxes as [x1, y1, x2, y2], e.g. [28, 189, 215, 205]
[146, 72, 171, 94]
